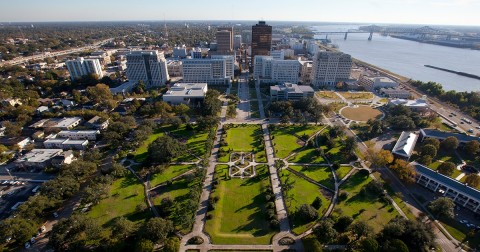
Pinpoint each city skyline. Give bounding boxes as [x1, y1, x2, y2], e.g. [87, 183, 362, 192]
[1, 0, 480, 26]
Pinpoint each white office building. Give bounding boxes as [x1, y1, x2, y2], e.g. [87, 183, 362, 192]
[44, 138, 89, 150]
[392, 131, 419, 159]
[254, 56, 301, 83]
[211, 55, 234, 79]
[182, 58, 230, 85]
[173, 45, 188, 58]
[270, 83, 315, 101]
[126, 50, 169, 87]
[66, 57, 103, 81]
[58, 130, 100, 140]
[358, 75, 398, 91]
[270, 50, 285, 60]
[311, 51, 352, 87]
[163, 83, 208, 105]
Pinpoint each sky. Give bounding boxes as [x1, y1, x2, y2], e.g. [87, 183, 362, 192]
[1, 0, 480, 26]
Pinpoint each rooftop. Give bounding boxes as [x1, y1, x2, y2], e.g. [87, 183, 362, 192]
[412, 162, 480, 201]
[164, 83, 208, 98]
[389, 97, 429, 108]
[270, 83, 314, 94]
[392, 131, 418, 158]
[16, 149, 63, 163]
[420, 128, 480, 143]
[58, 130, 100, 135]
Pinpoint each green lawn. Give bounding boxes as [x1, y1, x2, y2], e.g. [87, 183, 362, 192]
[289, 165, 334, 190]
[429, 161, 462, 180]
[134, 129, 164, 162]
[280, 170, 331, 234]
[205, 165, 276, 245]
[88, 173, 149, 227]
[440, 218, 480, 249]
[150, 165, 195, 187]
[221, 124, 267, 162]
[151, 175, 202, 233]
[271, 125, 324, 158]
[335, 166, 353, 180]
[288, 148, 326, 164]
[334, 171, 401, 233]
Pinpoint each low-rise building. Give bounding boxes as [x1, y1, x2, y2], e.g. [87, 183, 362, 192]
[58, 130, 100, 140]
[167, 60, 183, 77]
[0, 137, 32, 150]
[30, 117, 83, 130]
[358, 75, 398, 91]
[379, 87, 412, 99]
[420, 128, 480, 145]
[51, 150, 75, 167]
[86, 116, 109, 130]
[270, 83, 314, 101]
[412, 162, 480, 214]
[44, 138, 89, 150]
[1, 98, 22, 107]
[389, 96, 429, 112]
[163, 83, 208, 105]
[392, 131, 418, 160]
[15, 149, 63, 169]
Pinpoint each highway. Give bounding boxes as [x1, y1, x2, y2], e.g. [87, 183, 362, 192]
[0, 38, 114, 67]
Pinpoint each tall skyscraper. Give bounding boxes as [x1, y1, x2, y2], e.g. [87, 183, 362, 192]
[311, 51, 352, 87]
[251, 21, 272, 72]
[216, 27, 233, 53]
[126, 50, 169, 87]
[66, 57, 103, 81]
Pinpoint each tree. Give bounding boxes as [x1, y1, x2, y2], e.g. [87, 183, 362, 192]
[379, 217, 435, 251]
[389, 115, 415, 130]
[441, 136, 459, 151]
[135, 239, 154, 252]
[297, 204, 318, 222]
[464, 174, 480, 187]
[420, 144, 437, 158]
[111, 217, 137, 239]
[49, 215, 101, 251]
[417, 155, 433, 166]
[0, 217, 37, 246]
[142, 217, 174, 243]
[202, 90, 222, 116]
[437, 162, 456, 176]
[173, 104, 190, 116]
[313, 219, 338, 244]
[366, 148, 394, 168]
[429, 197, 454, 219]
[422, 138, 440, 150]
[163, 237, 180, 252]
[311, 196, 323, 210]
[348, 221, 373, 242]
[359, 237, 379, 252]
[382, 239, 409, 252]
[86, 83, 113, 103]
[389, 159, 416, 183]
[196, 116, 219, 131]
[344, 136, 356, 154]
[334, 215, 354, 233]
[464, 140, 480, 156]
[148, 136, 185, 164]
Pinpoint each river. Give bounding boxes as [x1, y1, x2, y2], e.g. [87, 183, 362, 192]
[312, 25, 480, 92]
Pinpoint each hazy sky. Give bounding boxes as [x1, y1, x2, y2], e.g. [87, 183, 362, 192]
[1, 0, 480, 26]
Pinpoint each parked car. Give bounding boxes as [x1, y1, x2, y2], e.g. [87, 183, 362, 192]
[460, 219, 468, 224]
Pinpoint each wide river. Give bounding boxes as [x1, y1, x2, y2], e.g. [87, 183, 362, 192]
[312, 25, 480, 92]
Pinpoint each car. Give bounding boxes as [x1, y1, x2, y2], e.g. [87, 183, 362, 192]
[466, 223, 476, 228]
[24, 242, 30, 249]
[53, 212, 58, 218]
[476, 126, 480, 129]
[460, 219, 468, 224]
[468, 129, 474, 133]
[30, 237, 36, 244]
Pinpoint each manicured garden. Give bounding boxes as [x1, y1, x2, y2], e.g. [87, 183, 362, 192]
[88, 173, 149, 227]
[316, 91, 341, 100]
[280, 170, 331, 234]
[288, 165, 335, 190]
[340, 105, 383, 122]
[219, 124, 267, 163]
[270, 125, 325, 159]
[333, 171, 401, 233]
[337, 91, 374, 100]
[205, 165, 277, 244]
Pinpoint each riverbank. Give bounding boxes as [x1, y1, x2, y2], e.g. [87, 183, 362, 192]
[424, 65, 480, 81]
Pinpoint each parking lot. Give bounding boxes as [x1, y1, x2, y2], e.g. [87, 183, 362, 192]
[0, 181, 41, 220]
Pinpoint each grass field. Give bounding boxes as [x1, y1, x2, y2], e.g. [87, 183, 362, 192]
[334, 171, 400, 233]
[221, 124, 266, 162]
[338, 91, 374, 100]
[335, 166, 353, 180]
[440, 218, 480, 249]
[281, 170, 331, 234]
[340, 105, 383, 122]
[316, 91, 341, 100]
[150, 165, 195, 187]
[88, 173, 149, 227]
[134, 129, 164, 162]
[205, 165, 276, 245]
[288, 148, 326, 164]
[271, 125, 324, 158]
[289, 165, 334, 190]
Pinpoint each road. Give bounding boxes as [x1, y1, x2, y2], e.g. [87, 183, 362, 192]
[0, 38, 114, 66]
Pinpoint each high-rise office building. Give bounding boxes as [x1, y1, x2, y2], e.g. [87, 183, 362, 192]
[311, 51, 352, 87]
[241, 30, 252, 44]
[66, 57, 103, 81]
[251, 21, 272, 71]
[216, 27, 233, 52]
[182, 58, 230, 85]
[126, 50, 169, 87]
[234, 35, 242, 50]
